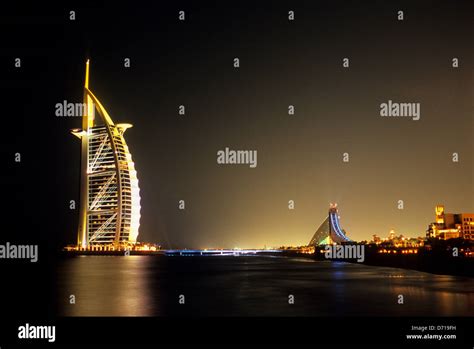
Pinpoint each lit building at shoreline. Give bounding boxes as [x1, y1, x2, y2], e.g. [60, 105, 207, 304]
[71, 60, 141, 250]
[308, 203, 352, 246]
[370, 230, 424, 248]
[427, 205, 474, 240]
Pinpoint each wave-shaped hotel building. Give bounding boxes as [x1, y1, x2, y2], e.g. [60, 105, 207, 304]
[71, 61, 141, 250]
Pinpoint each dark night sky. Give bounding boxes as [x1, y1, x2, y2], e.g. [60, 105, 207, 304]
[2, 1, 472, 249]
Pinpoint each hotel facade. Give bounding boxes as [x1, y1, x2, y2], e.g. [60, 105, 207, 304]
[71, 61, 141, 249]
[427, 205, 474, 240]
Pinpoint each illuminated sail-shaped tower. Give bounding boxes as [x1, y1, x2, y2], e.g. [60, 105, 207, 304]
[308, 203, 351, 246]
[72, 60, 141, 249]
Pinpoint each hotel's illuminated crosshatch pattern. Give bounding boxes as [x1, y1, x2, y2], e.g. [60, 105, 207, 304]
[71, 60, 141, 249]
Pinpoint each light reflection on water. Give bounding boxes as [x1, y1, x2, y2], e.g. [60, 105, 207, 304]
[58, 256, 156, 316]
[57, 255, 474, 317]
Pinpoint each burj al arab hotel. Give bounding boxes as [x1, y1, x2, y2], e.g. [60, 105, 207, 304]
[71, 60, 141, 250]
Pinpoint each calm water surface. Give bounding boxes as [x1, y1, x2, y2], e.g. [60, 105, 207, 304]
[57, 255, 474, 316]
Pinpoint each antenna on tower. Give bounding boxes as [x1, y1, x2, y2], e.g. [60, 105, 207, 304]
[85, 59, 90, 88]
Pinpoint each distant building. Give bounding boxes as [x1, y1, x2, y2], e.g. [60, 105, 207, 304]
[308, 203, 352, 246]
[427, 205, 474, 240]
[388, 229, 396, 241]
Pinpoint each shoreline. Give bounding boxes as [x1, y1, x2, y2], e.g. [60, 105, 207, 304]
[59, 249, 474, 278]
